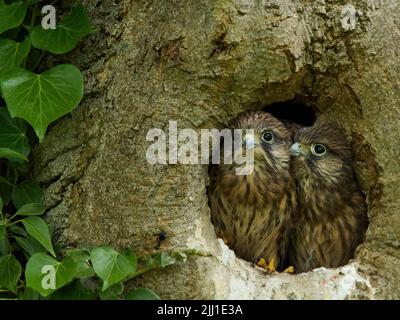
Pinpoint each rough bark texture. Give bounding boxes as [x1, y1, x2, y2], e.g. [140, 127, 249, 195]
[33, 0, 400, 299]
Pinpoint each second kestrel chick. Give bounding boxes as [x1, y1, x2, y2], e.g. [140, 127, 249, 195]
[289, 120, 368, 273]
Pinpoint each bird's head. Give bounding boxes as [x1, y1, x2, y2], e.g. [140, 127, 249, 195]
[230, 111, 291, 175]
[290, 121, 353, 187]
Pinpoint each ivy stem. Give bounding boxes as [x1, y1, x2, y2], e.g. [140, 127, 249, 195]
[8, 212, 19, 222]
[125, 266, 155, 281]
[13, 168, 19, 185]
[30, 6, 39, 31]
[8, 219, 22, 227]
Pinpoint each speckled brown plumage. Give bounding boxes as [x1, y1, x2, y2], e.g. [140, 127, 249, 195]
[208, 111, 296, 270]
[289, 120, 368, 273]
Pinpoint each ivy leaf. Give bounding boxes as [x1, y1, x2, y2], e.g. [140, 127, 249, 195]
[66, 249, 95, 279]
[0, 254, 22, 293]
[0, 147, 27, 162]
[12, 180, 43, 209]
[99, 282, 124, 300]
[25, 252, 77, 297]
[90, 247, 137, 291]
[0, 234, 10, 255]
[0, 64, 84, 142]
[0, 107, 29, 156]
[147, 251, 177, 269]
[30, 4, 93, 54]
[19, 287, 40, 300]
[0, 1, 27, 34]
[15, 235, 46, 256]
[0, 37, 31, 77]
[125, 288, 161, 300]
[9, 225, 27, 237]
[16, 203, 45, 216]
[21, 216, 55, 257]
[48, 279, 97, 300]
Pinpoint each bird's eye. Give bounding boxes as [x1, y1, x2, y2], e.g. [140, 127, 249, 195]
[261, 131, 274, 143]
[311, 143, 327, 156]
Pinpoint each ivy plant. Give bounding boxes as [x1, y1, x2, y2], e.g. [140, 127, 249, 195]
[0, 1, 174, 299]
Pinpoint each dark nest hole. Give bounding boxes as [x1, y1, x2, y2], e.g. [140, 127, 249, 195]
[262, 100, 316, 127]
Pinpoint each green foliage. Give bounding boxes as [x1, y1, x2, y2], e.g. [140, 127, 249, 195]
[0, 254, 22, 292]
[0, 37, 31, 76]
[0, 1, 28, 34]
[91, 247, 137, 291]
[0, 1, 90, 142]
[0, 182, 178, 299]
[125, 288, 161, 300]
[1, 64, 84, 141]
[30, 4, 93, 54]
[0, 1, 174, 300]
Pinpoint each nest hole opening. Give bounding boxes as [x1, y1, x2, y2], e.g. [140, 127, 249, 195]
[207, 100, 371, 275]
[262, 100, 316, 126]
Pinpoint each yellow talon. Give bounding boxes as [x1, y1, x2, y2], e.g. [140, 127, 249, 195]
[267, 258, 276, 273]
[256, 258, 267, 268]
[283, 266, 295, 274]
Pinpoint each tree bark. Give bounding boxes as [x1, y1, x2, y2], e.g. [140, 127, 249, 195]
[33, 0, 400, 299]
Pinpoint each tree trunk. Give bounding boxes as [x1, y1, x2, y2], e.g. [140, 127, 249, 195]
[33, 0, 400, 299]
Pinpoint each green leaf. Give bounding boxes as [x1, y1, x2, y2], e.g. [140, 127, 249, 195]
[21, 216, 55, 257]
[66, 249, 94, 279]
[0, 254, 22, 292]
[1, 25, 22, 41]
[16, 203, 45, 216]
[0, 196, 2, 212]
[0, 1, 27, 34]
[0, 37, 30, 77]
[147, 251, 177, 269]
[15, 235, 46, 256]
[25, 252, 77, 297]
[0, 64, 84, 141]
[0, 107, 29, 156]
[99, 282, 123, 300]
[19, 287, 40, 300]
[12, 180, 42, 209]
[0, 147, 27, 161]
[125, 288, 160, 300]
[30, 4, 92, 54]
[0, 235, 10, 255]
[48, 279, 97, 300]
[9, 225, 27, 237]
[90, 247, 137, 291]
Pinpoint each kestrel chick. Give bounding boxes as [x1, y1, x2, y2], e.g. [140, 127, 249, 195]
[208, 111, 296, 271]
[289, 120, 368, 273]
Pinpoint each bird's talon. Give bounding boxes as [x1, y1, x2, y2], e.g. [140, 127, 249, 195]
[283, 266, 295, 274]
[256, 258, 266, 268]
[267, 258, 276, 273]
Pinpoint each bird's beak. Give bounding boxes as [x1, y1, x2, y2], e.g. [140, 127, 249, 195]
[243, 134, 257, 150]
[290, 142, 304, 156]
